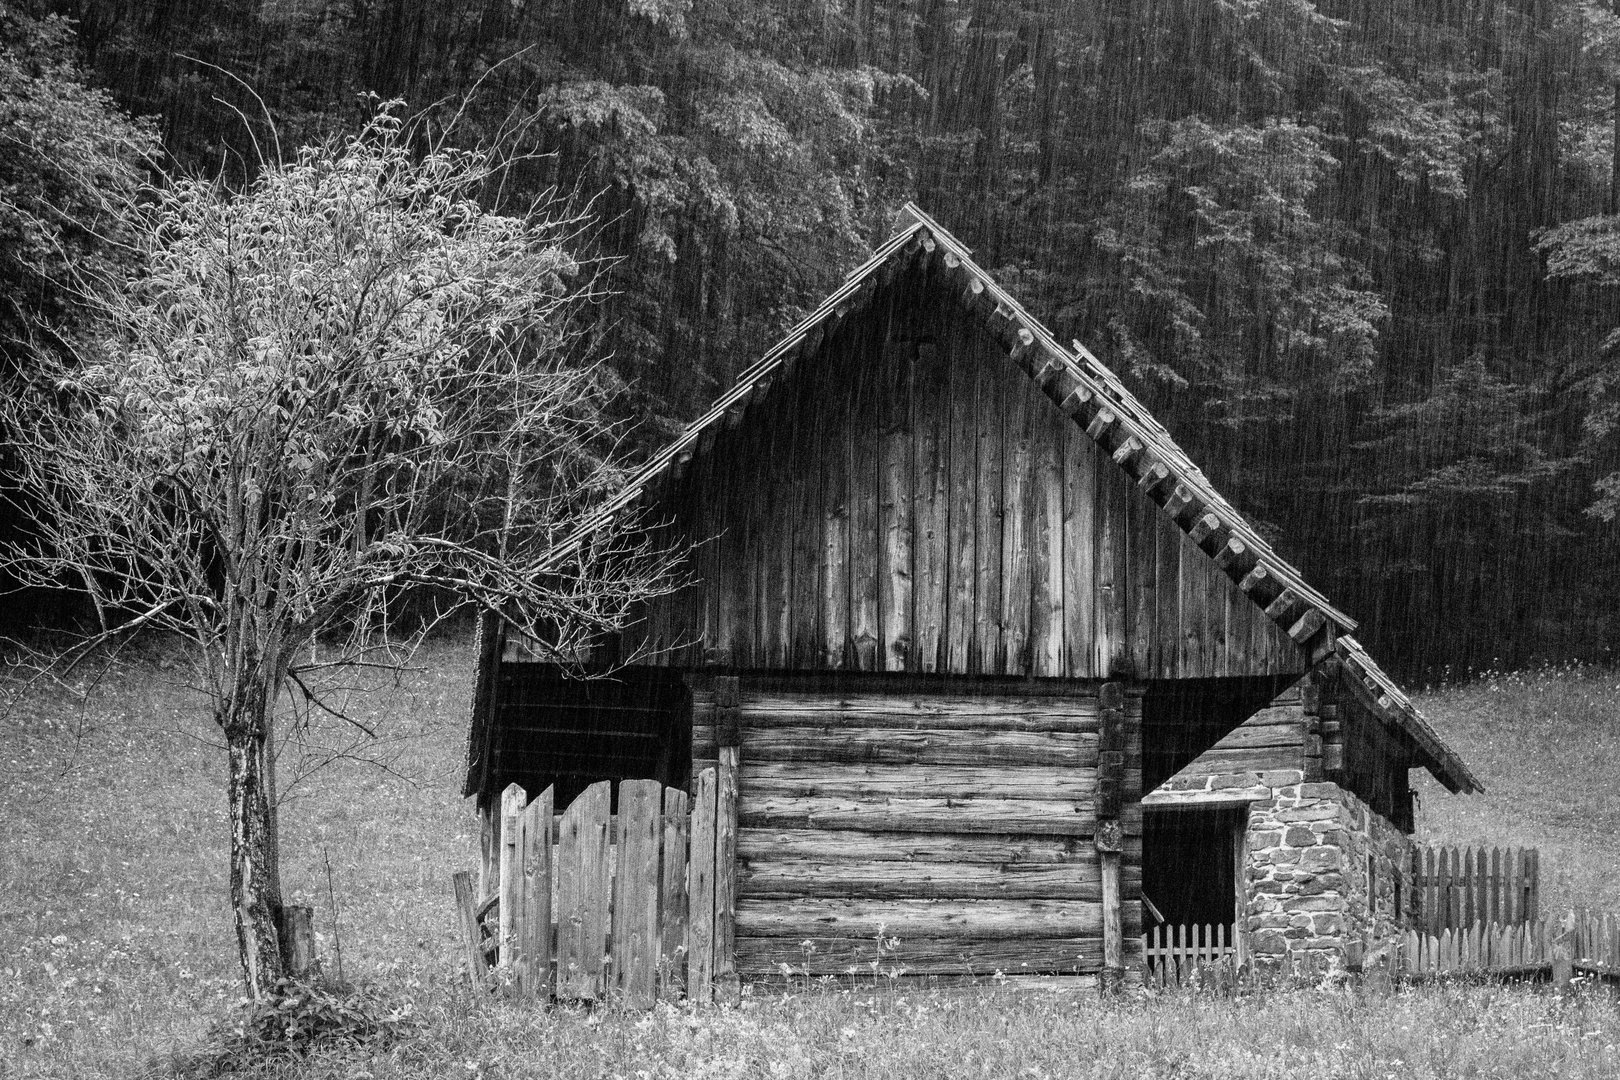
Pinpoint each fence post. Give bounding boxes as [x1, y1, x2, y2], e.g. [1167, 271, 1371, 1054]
[557, 780, 612, 1000]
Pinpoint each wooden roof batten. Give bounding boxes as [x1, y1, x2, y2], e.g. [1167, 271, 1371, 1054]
[521, 203, 1478, 795]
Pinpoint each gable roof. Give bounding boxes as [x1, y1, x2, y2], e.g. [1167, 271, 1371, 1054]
[526, 203, 1479, 794]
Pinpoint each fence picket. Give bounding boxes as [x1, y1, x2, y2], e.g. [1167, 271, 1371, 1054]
[517, 786, 553, 999]
[660, 788, 691, 999]
[557, 780, 612, 1000]
[612, 779, 663, 1003]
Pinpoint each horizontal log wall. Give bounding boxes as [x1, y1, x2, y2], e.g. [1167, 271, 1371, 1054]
[623, 276, 1304, 680]
[695, 684, 1142, 977]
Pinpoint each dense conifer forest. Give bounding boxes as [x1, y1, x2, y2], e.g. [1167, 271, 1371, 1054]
[5, 0, 1620, 677]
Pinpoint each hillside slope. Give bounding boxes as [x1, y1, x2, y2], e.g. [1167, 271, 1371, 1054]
[1411, 663, 1620, 915]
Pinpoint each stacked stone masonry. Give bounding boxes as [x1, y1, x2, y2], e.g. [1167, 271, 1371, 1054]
[1243, 780, 1410, 968]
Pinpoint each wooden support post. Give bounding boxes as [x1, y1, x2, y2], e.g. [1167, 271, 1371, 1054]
[1098, 681, 1126, 993]
[687, 769, 718, 1003]
[714, 675, 741, 1005]
[1300, 678, 1324, 783]
[477, 799, 498, 901]
[453, 870, 490, 984]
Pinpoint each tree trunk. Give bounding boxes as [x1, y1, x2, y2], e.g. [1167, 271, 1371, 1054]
[221, 677, 287, 999]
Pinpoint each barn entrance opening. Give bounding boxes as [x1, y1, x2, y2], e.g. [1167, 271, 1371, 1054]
[1142, 805, 1247, 940]
[485, 665, 692, 812]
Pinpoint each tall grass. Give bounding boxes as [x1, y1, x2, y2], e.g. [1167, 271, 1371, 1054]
[2, 637, 1617, 1079]
[1412, 661, 1620, 914]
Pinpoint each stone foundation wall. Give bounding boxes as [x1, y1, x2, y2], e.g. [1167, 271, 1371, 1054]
[1243, 780, 1412, 968]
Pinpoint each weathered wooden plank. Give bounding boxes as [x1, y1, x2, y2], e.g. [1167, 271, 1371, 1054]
[911, 341, 949, 672]
[452, 870, 489, 985]
[736, 828, 1133, 865]
[660, 787, 691, 1000]
[1128, 468, 1157, 677]
[945, 318, 977, 673]
[1001, 364, 1034, 674]
[1063, 424, 1097, 678]
[736, 794, 1101, 836]
[1030, 389, 1066, 677]
[477, 800, 498, 902]
[1178, 536, 1207, 679]
[1201, 721, 1307, 750]
[735, 897, 1103, 939]
[517, 786, 553, 999]
[762, 390, 792, 668]
[611, 780, 663, 1004]
[556, 780, 612, 1000]
[880, 340, 916, 672]
[730, 725, 1098, 767]
[737, 763, 1098, 801]
[736, 936, 1102, 975]
[1095, 434, 1129, 675]
[737, 860, 1124, 901]
[819, 352, 851, 668]
[973, 340, 1005, 674]
[791, 366, 823, 669]
[740, 693, 1100, 722]
[497, 783, 525, 970]
[687, 768, 718, 1002]
[849, 323, 883, 671]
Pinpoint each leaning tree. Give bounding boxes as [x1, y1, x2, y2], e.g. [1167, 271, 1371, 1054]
[0, 109, 676, 997]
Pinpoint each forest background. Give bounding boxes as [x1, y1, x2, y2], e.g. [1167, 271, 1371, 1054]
[5, 0, 1620, 682]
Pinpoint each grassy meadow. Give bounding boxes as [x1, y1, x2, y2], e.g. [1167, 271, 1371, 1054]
[2, 633, 1618, 1079]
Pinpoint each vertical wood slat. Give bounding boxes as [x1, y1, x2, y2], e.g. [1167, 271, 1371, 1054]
[498, 783, 526, 970]
[912, 341, 948, 672]
[1001, 366, 1033, 675]
[850, 325, 882, 670]
[1062, 422, 1095, 678]
[821, 351, 852, 669]
[1096, 440, 1129, 675]
[687, 768, 718, 1002]
[945, 322, 976, 673]
[973, 343, 1004, 675]
[612, 780, 663, 1003]
[517, 786, 553, 1000]
[881, 340, 915, 672]
[1030, 385, 1065, 676]
[791, 362, 823, 669]
[557, 780, 612, 1000]
[660, 788, 691, 1000]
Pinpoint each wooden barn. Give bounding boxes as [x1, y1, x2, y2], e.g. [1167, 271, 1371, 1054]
[463, 205, 1479, 989]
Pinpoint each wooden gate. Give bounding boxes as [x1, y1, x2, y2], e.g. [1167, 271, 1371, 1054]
[1140, 923, 1236, 987]
[452, 769, 733, 1005]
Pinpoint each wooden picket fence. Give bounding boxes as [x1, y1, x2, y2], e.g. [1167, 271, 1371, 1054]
[451, 768, 736, 1006]
[1398, 910, 1620, 979]
[1411, 845, 1538, 933]
[1140, 923, 1237, 988]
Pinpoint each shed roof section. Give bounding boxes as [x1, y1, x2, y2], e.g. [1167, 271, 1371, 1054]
[521, 203, 1477, 793]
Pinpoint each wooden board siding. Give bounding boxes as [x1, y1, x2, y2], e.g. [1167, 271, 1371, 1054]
[694, 684, 1143, 977]
[621, 276, 1304, 680]
[1160, 696, 1307, 783]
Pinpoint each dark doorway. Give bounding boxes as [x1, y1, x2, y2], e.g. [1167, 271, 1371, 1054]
[481, 665, 692, 812]
[1142, 805, 1247, 930]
